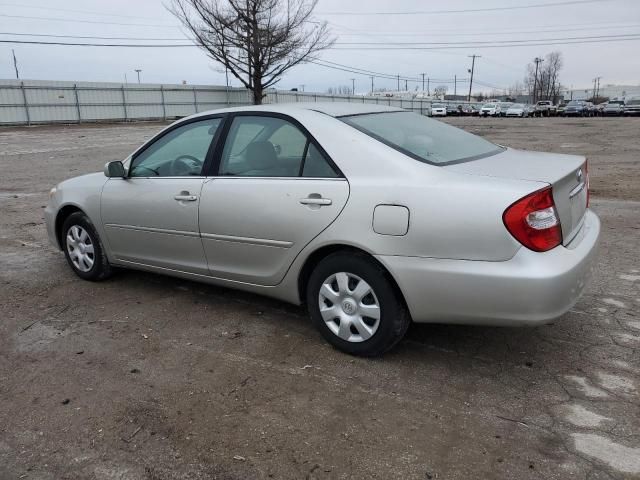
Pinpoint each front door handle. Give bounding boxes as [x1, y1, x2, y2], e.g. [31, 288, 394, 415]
[299, 197, 332, 206]
[174, 191, 198, 202]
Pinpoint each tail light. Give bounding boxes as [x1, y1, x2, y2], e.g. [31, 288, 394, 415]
[503, 187, 562, 252]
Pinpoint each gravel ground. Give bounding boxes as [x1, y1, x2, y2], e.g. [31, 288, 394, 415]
[0, 117, 639, 480]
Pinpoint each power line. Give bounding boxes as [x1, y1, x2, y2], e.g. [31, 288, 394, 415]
[330, 36, 640, 50]
[333, 23, 640, 37]
[0, 32, 189, 41]
[0, 3, 166, 20]
[319, 0, 612, 15]
[333, 33, 640, 46]
[2, 33, 639, 50]
[0, 13, 177, 27]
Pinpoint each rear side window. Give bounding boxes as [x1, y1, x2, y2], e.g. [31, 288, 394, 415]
[219, 115, 340, 178]
[342, 111, 502, 165]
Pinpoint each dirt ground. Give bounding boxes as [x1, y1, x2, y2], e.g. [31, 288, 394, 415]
[0, 117, 639, 480]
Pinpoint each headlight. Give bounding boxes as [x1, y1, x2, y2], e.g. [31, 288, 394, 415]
[49, 187, 57, 199]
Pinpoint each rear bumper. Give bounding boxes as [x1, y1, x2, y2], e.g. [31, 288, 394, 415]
[376, 210, 600, 326]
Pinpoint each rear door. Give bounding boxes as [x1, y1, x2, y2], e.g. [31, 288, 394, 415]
[199, 113, 349, 285]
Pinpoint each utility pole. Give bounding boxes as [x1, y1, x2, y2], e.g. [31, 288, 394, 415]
[595, 76, 602, 99]
[12, 49, 19, 79]
[135, 69, 142, 84]
[421, 73, 426, 93]
[532, 57, 543, 103]
[592, 77, 597, 100]
[467, 54, 480, 101]
[427, 77, 430, 96]
[370, 76, 374, 94]
[300, 84, 305, 92]
[350, 78, 355, 95]
[454, 74, 457, 97]
[404, 79, 408, 91]
[396, 74, 400, 92]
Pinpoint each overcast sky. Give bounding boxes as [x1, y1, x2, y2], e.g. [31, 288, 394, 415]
[1, 0, 639, 94]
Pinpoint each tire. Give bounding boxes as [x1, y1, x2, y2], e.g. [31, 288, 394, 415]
[306, 252, 410, 357]
[62, 211, 112, 281]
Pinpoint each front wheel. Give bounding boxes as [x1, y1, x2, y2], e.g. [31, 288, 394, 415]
[62, 212, 112, 281]
[306, 252, 410, 356]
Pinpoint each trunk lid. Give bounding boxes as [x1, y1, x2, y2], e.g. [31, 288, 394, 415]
[444, 148, 588, 244]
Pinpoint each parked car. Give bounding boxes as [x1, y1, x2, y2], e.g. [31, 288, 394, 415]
[584, 102, 596, 117]
[445, 104, 459, 116]
[557, 102, 568, 116]
[498, 102, 513, 117]
[45, 103, 600, 356]
[469, 104, 483, 116]
[480, 103, 501, 116]
[505, 103, 530, 117]
[563, 100, 589, 117]
[624, 98, 640, 115]
[431, 103, 447, 116]
[603, 100, 625, 116]
[534, 100, 557, 117]
[458, 104, 473, 116]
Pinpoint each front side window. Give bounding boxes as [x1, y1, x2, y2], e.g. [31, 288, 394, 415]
[342, 111, 503, 165]
[130, 118, 221, 177]
[219, 116, 338, 178]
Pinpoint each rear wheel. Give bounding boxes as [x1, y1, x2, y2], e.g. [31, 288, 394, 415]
[62, 212, 112, 281]
[306, 252, 410, 356]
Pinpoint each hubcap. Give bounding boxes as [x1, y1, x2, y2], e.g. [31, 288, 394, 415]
[318, 272, 381, 343]
[66, 225, 95, 272]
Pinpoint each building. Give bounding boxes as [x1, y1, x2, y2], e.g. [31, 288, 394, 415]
[562, 84, 640, 101]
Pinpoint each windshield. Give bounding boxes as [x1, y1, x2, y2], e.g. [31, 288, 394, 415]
[510, 104, 524, 108]
[567, 101, 582, 106]
[432, 103, 444, 107]
[341, 111, 503, 165]
[608, 101, 624, 105]
[628, 99, 640, 105]
[483, 103, 496, 108]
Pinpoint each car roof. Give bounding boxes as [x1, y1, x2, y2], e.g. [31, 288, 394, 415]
[192, 102, 403, 118]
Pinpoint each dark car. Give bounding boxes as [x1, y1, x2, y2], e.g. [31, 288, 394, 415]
[563, 100, 589, 117]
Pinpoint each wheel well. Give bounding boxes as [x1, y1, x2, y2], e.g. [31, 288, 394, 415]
[55, 205, 83, 249]
[297, 244, 409, 311]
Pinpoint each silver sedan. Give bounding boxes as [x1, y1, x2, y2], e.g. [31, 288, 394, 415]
[45, 103, 600, 356]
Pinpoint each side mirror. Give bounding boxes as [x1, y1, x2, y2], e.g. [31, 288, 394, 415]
[104, 161, 125, 178]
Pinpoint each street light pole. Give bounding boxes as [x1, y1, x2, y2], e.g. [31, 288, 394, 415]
[467, 54, 480, 102]
[134, 69, 142, 84]
[350, 78, 355, 95]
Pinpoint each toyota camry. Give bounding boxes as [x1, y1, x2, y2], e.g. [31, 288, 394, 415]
[45, 103, 600, 356]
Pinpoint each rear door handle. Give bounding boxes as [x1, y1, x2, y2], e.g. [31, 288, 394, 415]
[299, 197, 332, 206]
[174, 191, 198, 202]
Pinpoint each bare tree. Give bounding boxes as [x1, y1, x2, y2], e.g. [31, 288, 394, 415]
[524, 51, 563, 103]
[433, 85, 448, 98]
[169, 0, 333, 104]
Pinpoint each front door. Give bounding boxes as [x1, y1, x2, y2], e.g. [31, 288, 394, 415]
[101, 117, 223, 274]
[199, 114, 349, 285]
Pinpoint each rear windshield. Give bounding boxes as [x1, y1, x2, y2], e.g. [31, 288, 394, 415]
[341, 111, 503, 165]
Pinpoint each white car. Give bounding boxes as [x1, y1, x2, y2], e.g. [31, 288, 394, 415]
[506, 104, 530, 117]
[480, 103, 500, 116]
[431, 103, 446, 116]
